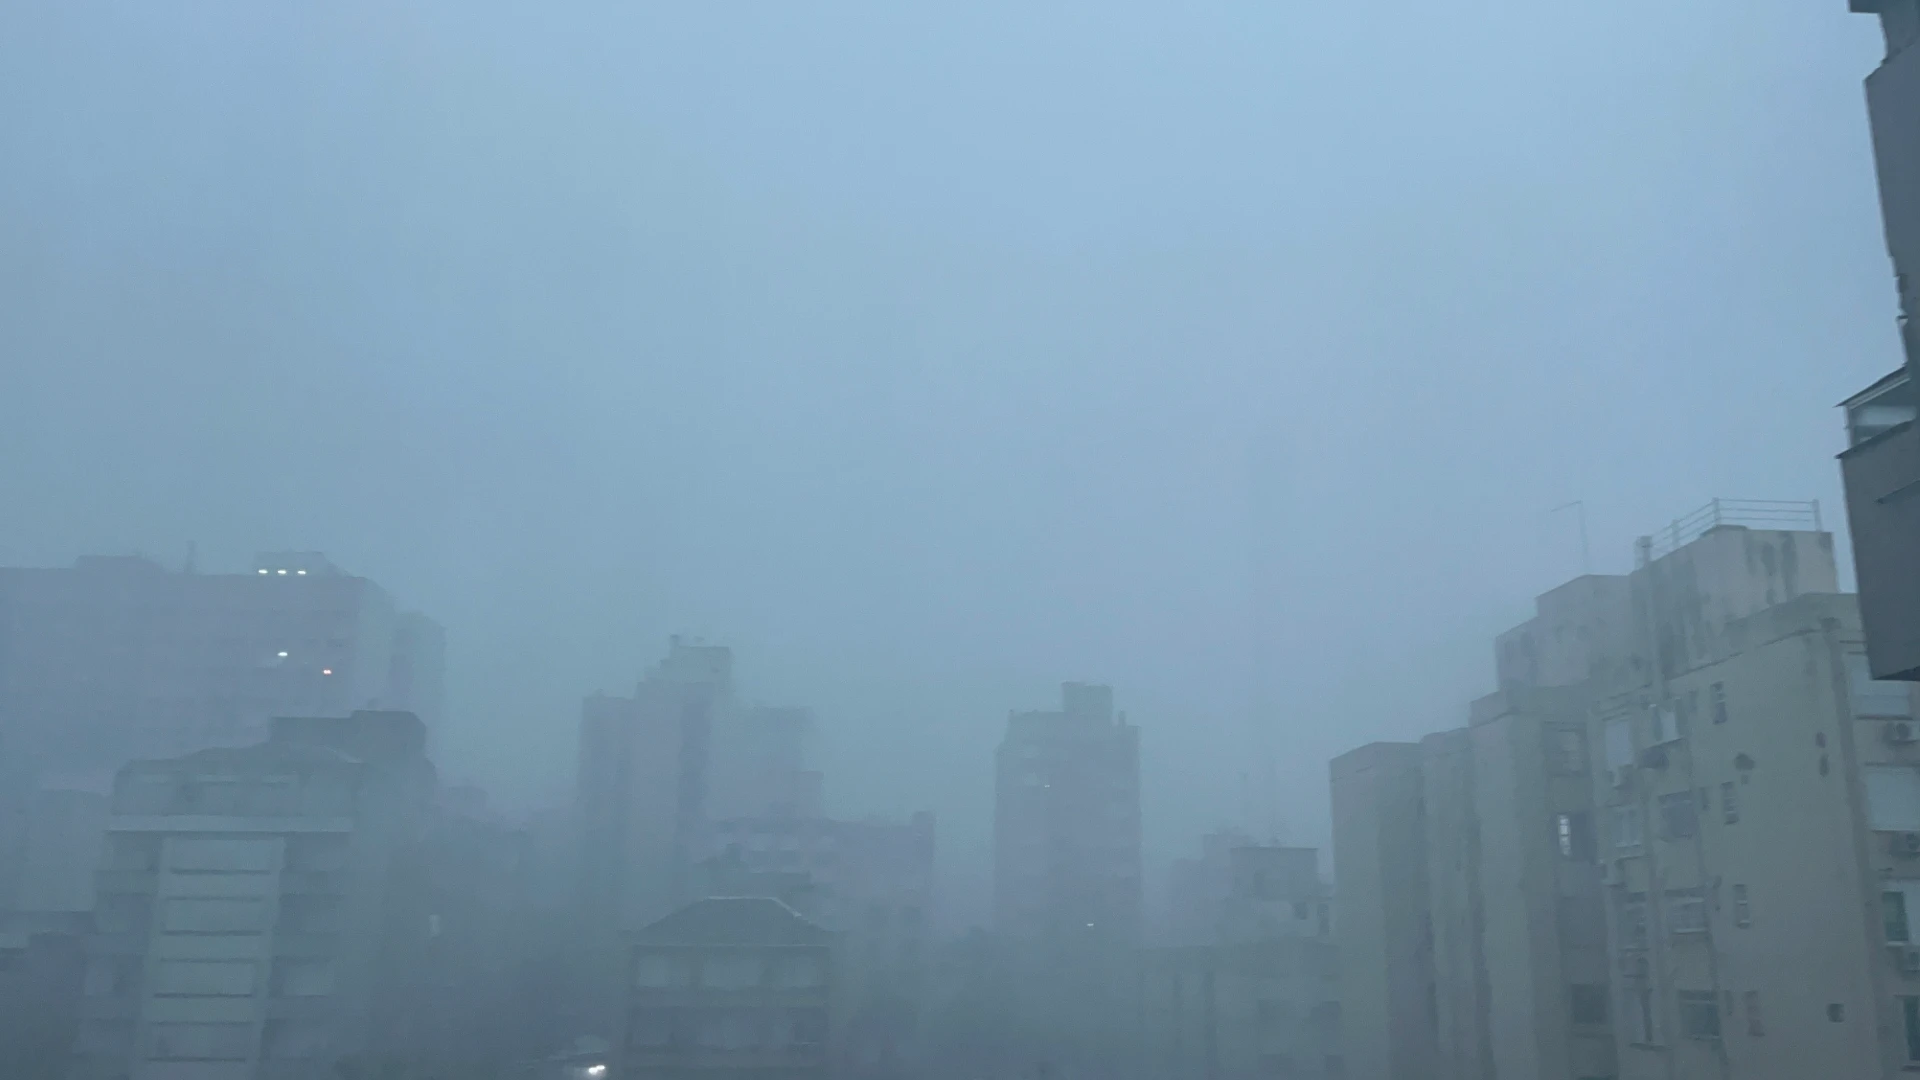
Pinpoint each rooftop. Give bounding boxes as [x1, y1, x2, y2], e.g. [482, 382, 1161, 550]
[633, 896, 833, 947]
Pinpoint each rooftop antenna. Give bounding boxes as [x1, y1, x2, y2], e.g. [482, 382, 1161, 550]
[1550, 501, 1591, 576]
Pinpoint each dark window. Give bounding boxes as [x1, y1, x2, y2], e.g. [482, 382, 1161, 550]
[1679, 991, 1721, 1040]
[1744, 991, 1765, 1037]
[1829, 1003, 1847, 1023]
[1733, 885, 1751, 928]
[1292, 901, 1310, 919]
[1889, 891, 1912, 944]
[1558, 812, 1597, 862]
[1659, 792, 1698, 840]
[1721, 782, 1738, 825]
[1711, 682, 1729, 725]
[1570, 984, 1609, 1025]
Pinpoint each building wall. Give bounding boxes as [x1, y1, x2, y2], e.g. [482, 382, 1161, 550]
[1587, 523, 1918, 1080]
[992, 683, 1142, 945]
[1420, 730, 1488, 1080]
[1329, 742, 1436, 1080]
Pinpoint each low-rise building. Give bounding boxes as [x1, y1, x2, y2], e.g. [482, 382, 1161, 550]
[617, 896, 834, 1079]
[71, 710, 436, 1080]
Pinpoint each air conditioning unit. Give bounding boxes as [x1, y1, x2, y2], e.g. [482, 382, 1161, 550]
[1611, 766, 1635, 789]
[1894, 833, 1920, 859]
[1889, 722, 1917, 746]
[1899, 948, 1920, 977]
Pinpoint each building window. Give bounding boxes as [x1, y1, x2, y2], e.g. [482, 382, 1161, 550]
[1666, 890, 1708, 935]
[263, 1020, 331, 1060]
[1904, 997, 1920, 1063]
[1557, 812, 1596, 861]
[1711, 682, 1729, 725]
[1659, 792, 1698, 840]
[1605, 719, 1634, 769]
[1721, 782, 1739, 825]
[1744, 991, 1765, 1036]
[1618, 897, 1649, 950]
[271, 960, 334, 997]
[1850, 653, 1914, 718]
[1652, 704, 1682, 745]
[1570, 984, 1609, 1026]
[1890, 890, 1914, 944]
[151, 960, 256, 997]
[1611, 805, 1644, 850]
[162, 897, 268, 934]
[633, 952, 691, 989]
[701, 953, 763, 990]
[1866, 767, 1920, 831]
[1555, 728, 1589, 775]
[1679, 991, 1721, 1040]
[146, 1022, 254, 1061]
[1732, 884, 1751, 928]
[772, 953, 824, 989]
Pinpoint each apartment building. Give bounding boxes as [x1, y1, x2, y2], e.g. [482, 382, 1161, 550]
[577, 637, 733, 937]
[1588, 511, 1920, 1079]
[0, 553, 444, 780]
[617, 896, 834, 1080]
[993, 682, 1142, 945]
[1142, 843, 1342, 1080]
[707, 811, 936, 1077]
[71, 710, 436, 1080]
[1841, 0, 1920, 683]
[1329, 742, 1437, 1080]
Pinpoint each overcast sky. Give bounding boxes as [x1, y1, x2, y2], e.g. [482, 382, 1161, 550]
[0, 0, 1900, 923]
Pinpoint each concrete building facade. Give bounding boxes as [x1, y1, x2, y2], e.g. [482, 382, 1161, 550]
[1142, 842, 1342, 1080]
[1329, 742, 1437, 1080]
[1589, 517, 1920, 1080]
[71, 710, 436, 1080]
[992, 682, 1142, 945]
[1842, 2, 1920, 683]
[617, 896, 834, 1080]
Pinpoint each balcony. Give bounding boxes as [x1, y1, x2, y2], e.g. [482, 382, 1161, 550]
[1841, 368, 1920, 681]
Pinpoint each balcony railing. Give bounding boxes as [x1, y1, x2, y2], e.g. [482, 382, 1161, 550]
[1636, 499, 1824, 565]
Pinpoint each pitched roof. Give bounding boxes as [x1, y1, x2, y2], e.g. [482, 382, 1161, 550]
[634, 896, 832, 947]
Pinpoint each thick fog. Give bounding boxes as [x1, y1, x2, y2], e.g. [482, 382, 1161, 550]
[0, 0, 1897, 924]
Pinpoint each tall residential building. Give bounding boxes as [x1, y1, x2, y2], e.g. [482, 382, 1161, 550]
[1329, 742, 1438, 1080]
[1842, 2, 1920, 682]
[0, 551, 445, 784]
[1584, 509, 1920, 1079]
[577, 637, 733, 937]
[72, 710, 437, 1080]
[992, 682, 1142, 945]
[1419, 684, 1618, 1080]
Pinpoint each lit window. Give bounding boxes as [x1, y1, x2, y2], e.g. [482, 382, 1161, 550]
[277, 569, 288, 575]
[295, 569, 307, 575]
[257, 569, 268, 575]
[276, 651, 289, 659]
[321, 669, 333, 676]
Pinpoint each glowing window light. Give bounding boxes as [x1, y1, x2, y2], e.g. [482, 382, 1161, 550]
[276, 569, 288, 575]
[322, 669, 333, 676]
[296, 569, 307, 575]
[257, 569, 268, 575]
[276, 651, 289, 658]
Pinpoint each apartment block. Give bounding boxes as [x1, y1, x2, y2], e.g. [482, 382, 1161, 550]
[1142, 842, 1342, 1079]
[993, 682, 1142, 945]
[1841, 1, 1920, 682]
[72, 710, 436, 1080]
[577, 637, 733, 938]
[1587, 511, 1920, 1079]
[617, 896, 834, 1080]
[1329, 742, 1437, 1080]
[0, 553, 444, 782]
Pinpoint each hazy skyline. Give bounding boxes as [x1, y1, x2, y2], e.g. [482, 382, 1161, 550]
[0, 0, 1900, 922]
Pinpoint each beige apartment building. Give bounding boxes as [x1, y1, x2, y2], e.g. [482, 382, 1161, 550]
[1591, 510, 1920, 1079]
[1329, 742, 1437, 1080]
